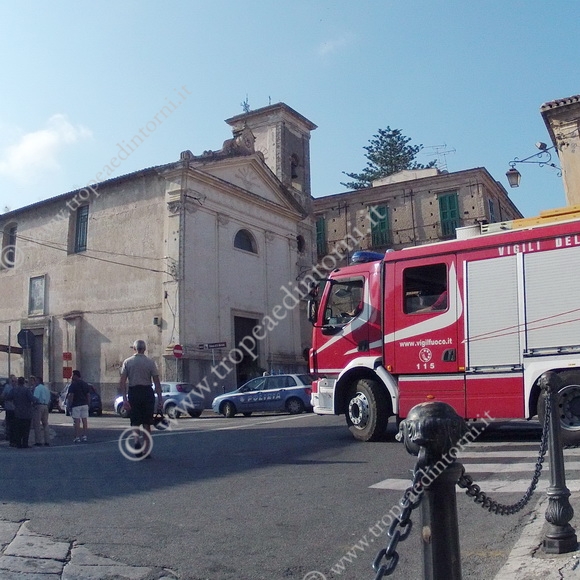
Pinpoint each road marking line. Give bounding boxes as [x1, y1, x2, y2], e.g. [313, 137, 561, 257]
[469, 441, 541, 447]
[461, 461, 580, 472]
[458, 448, 580, 458]
[369, 478, 580, 493]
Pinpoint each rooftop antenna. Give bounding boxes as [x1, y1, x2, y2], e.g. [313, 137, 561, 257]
[422, 144, 456, 172]
[241, 95, 250, 113]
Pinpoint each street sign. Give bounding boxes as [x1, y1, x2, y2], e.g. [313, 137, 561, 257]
[17, 329, 35, 349]
[63, 367, 73, 379]
[198, 342, 227, 350]
[0, 344, 23, 355]
[63, 352, 72, 361]
[173, 344, 183, 358]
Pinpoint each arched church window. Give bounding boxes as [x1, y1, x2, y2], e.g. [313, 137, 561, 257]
[234, 229, 257, 254]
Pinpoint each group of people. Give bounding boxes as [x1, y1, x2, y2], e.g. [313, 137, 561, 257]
[2, 375, 51, 448]
[2, 339, 162, 457]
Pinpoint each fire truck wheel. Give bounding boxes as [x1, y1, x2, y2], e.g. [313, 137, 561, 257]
[538, 370, 580, 446]
[222, 401, 237, 418]
[345, 378, 390, 442]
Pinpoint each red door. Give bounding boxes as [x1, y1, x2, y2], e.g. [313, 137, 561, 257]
[386, 255, 465, 416]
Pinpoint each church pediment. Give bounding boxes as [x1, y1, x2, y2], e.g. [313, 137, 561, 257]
[196, 156, 306, 216]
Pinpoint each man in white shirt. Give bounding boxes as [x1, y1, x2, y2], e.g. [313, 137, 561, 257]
[32, 376, 51, 446]
[120, 340, 163, 458]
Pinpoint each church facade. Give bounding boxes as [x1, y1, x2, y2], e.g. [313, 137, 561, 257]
[0, 103, 317, 405]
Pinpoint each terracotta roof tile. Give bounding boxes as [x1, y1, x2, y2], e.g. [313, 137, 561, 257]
[540, 95, 580, 111]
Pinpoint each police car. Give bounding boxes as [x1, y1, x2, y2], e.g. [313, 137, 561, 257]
[212, 374, 313, 418]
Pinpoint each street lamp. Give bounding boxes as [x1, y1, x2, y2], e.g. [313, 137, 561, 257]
[506, 142, 561, 188]
[506, 167, 522, 188]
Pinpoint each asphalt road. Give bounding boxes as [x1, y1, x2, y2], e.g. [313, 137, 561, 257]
[0, 410, 571, 580]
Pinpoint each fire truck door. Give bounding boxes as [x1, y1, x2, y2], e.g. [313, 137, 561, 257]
[389, 256, 464, 414]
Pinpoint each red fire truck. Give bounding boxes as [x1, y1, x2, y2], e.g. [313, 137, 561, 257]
[308, 206, 580, 444]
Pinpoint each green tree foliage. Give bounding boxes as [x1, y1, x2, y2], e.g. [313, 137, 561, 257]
[341, 127, 437, 190]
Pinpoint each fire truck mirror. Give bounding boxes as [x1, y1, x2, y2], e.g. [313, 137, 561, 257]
[307, 299, 318, 324]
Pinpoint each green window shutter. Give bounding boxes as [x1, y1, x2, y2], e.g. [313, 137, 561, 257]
[439, 192, 459, 238]
[316, 217, 326, 255]
[370, 205, 390, 247]
[74, 205, 89, 253]
[488, 198, 497, 223]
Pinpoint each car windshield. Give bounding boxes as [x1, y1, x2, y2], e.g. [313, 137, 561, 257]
[240, 377, 266, 392]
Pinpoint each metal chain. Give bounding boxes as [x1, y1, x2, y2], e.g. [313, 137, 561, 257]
[457, 392, 551, 515]
[372, 469, 424, 579]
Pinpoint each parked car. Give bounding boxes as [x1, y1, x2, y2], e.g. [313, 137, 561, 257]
[58, 383, 103, 416]
[212, 374, 313, 418]
[114, 382, 205, 419]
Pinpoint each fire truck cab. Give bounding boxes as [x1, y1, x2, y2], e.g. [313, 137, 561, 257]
[309, 207, 580, 444]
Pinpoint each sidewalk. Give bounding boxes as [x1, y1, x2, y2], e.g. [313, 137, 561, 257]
[1, 500, 577, 579]
[494, 494, 580, 579]
[0, 519, 178, 579]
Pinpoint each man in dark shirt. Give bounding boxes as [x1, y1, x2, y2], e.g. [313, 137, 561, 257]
[7, 377, 34, 448]
[2, 375, 17, 444]
[66, 370, 90, 443]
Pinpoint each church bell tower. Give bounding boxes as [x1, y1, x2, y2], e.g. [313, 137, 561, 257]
[225, 103, 317, 211]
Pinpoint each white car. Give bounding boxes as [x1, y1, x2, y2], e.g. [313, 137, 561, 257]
[114, 382, 205, 419]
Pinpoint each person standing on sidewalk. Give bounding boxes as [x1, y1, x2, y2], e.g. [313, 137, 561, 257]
[120, 340, 163, 458]
[66, 370, 90, 443]
[2, 375, 17, 444]
[31, 376, 51, 446]
[6, 377, 34, 448]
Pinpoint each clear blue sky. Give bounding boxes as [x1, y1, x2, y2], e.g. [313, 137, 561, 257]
[1, 0, 578, 218]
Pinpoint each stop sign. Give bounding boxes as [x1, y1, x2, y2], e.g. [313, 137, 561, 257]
[17, 329, 36, 348]
[173, 344, 183, 358]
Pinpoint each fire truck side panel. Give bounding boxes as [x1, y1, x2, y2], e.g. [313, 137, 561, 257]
[465, 374, 524, 419]
[465, 255, 522, 368]
[462, 247, 525, 420]
[397, 374, 466, 417]
[523, 246, 580, 352]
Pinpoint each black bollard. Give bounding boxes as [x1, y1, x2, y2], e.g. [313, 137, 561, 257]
[538, 372, 578, 554]
[397, 401, 468, 580]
